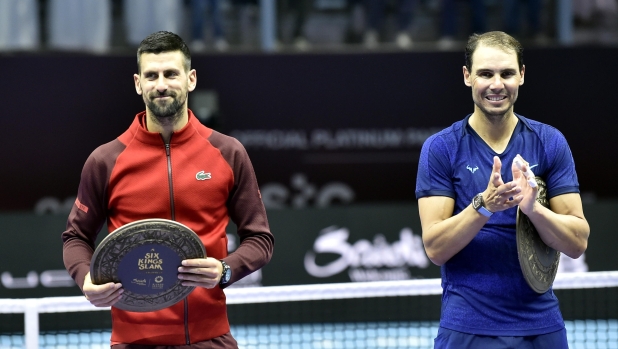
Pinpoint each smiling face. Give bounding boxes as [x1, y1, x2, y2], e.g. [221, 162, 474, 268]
[134, 51, 196, 130]
[463, 43, 525, 120]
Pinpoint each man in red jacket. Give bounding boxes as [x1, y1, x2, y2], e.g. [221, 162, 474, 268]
[61, 31, 274, 348]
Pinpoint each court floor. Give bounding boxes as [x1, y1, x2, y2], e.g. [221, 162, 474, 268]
[1, 320, 616, 349]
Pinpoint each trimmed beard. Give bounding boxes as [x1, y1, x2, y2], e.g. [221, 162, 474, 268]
[146, 92, 187, 127]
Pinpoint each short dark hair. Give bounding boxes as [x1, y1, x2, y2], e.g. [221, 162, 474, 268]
[136, 31, 191, 74]
[465, 31, 524, 73]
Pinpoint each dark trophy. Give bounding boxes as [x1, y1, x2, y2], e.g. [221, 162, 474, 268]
[90, 219, 206, 312]
[516, 177, 560, 294]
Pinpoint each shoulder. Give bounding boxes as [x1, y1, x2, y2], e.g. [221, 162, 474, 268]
[187, 115, 240, 147]
[519, 115, 568, 142]
[421, 118, 466, 154]
[188, 116, 247, 154]
[88, 138, 126, 164]
[77, 139, 126, 180]
[208, 129, 247, 153]
[205, 129, 253, 171]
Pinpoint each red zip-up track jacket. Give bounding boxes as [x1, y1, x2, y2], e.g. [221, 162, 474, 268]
[61, 110, 274, 345]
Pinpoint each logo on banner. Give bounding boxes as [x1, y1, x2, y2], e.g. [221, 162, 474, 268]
[261, 173, 355, 209]
[303, 226, 430, 282]
[231, 127, 440, 150]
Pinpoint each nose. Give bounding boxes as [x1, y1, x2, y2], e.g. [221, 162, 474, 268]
[155, 76, 168, 92]
[490, 75, 504, 89]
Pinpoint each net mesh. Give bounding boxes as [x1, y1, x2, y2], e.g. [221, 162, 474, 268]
[1, 271, 617, 349]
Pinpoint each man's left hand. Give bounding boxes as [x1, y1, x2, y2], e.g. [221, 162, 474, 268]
[511, 154, 538, 215]
[178, 257, 223, 288]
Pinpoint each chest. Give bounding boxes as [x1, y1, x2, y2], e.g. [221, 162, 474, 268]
[451, 135, 545, 206]
[108, 141, 234, 216]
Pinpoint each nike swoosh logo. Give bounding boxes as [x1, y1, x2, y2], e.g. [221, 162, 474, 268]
[529, 164, 539, 169]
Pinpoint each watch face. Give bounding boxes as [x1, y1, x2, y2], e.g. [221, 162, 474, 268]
[473, 194, 482, 209]
[222, 269, 231, 283]
[221, 263, 231, 284]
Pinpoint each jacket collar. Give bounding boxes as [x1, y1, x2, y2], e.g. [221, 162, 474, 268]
[131, 110, 198, 145]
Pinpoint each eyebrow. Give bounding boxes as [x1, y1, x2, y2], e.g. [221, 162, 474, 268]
[142, 68, 181, 75]
[475, 68, 518, 74]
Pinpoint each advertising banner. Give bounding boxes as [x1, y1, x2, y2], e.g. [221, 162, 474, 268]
[0, 202, 613, 299]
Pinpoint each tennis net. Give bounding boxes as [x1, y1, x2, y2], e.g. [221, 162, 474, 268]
[1, 271, 617, 349]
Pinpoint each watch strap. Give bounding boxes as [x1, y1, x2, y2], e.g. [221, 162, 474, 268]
[477, 205, 493, 217]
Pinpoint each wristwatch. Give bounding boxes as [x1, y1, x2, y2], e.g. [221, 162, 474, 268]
[219, 260, 232, 285]
[472, 193, 493, 217]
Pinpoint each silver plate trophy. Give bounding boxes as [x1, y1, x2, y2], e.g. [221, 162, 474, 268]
[516, 177, 560, 294]
[90, 219, 206, 312]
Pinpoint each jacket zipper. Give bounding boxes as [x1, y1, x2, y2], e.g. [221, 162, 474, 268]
[164, 142, 176, 221]
[184, 299, 190, 344]
[164, 139, 190, 345]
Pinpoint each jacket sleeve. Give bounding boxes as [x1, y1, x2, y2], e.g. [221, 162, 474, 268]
[219, 136, 274, 288]
[61, 141, 121, 290]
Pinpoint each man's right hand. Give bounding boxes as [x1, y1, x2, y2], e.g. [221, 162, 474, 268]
[483, 156, 523, 213]
[83, 272, 123, 307]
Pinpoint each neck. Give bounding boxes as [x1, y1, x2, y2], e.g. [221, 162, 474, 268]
[145, 110, 189, 144]
[469, 109, 518, 153]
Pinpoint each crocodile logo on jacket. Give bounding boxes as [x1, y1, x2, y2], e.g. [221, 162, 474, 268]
[196, 171, 212, 180]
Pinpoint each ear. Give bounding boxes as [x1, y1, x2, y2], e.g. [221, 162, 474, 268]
[519, 65, 525, 86]
[134, 74, 142, 95]
[463, 66, 472, 87]
[187, 69, 197, 92]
